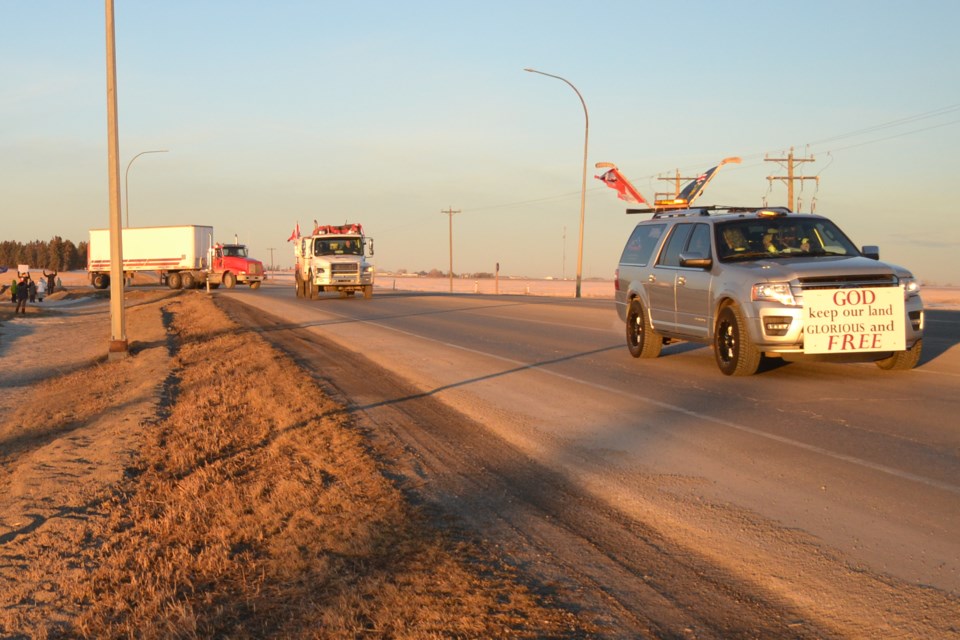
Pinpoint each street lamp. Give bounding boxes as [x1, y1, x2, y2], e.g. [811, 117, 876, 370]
[124, 149, 168, 227]
[524, 68, 589, 298]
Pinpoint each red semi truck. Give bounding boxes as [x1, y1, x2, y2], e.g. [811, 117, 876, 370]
[88, 225, 266, 290]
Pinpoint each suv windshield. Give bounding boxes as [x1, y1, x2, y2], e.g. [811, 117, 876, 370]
[715, 217, 859, 261]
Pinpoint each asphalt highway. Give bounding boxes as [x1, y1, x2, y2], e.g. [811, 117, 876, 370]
[222, 280, 960, 596]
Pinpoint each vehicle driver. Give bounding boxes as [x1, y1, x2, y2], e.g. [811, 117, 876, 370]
[721, 226, 748, 254]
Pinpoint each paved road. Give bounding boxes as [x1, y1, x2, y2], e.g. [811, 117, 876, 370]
[222, 281, 960, 596]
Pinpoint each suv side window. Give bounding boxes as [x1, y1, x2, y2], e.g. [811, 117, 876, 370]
[685, 223, 711, 258]
[620, 223, 666, 265]
[657, 223, 694, 268]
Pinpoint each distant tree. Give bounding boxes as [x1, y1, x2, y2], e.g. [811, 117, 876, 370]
[426, 269, 445, 278]
[62, 240, 80, 270]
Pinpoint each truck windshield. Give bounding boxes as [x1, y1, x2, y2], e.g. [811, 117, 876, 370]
[222, 246, 248, 258]
[314, 238, 363, 256]
[715, 217, 860, 262]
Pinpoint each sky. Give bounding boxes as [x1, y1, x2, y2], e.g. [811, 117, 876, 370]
[2, 1, 959, 284]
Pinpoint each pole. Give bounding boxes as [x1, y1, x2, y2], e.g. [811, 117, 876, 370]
[267, 247, 276, 271]
[765, 146, 816, 212]
[124, 149, 168, 228]
[442, 207, 460, 293]
[105, 0, 126, 358]
[524, 68, 589, 298]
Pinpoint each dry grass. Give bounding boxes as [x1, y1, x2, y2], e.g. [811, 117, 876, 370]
[1, 292, 588, 638]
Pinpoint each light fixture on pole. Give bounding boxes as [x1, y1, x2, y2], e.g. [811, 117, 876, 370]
[524, 68, 589, 298]
[124, 149, 168, 227]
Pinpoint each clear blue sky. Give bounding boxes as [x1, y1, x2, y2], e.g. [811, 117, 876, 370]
[3, 1, 959, 283]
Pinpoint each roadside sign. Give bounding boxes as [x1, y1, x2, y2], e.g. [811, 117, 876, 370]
[802, 287, 906, 354]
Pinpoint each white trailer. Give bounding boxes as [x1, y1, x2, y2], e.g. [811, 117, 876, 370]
[87, 225, 214, 289]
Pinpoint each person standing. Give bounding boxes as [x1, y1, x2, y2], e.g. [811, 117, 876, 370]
[27, 277, 36, 302]
[15, 275, 28, 314]
[43, 270, 57, 294]
[37, 277, 47, 302]
[9, 278, 16, 303]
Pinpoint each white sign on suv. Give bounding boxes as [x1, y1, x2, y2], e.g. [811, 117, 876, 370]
[614, 206, 924, 376]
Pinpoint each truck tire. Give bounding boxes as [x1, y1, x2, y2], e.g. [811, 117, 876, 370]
[223, 272, 237, 289]
[714, 304, 762, 376]
[625, 298, 662, 358]
[93, 273, 110, 289]
[363, 285, 373, 299]
[250, 281, 261, 290]
[875, 339, 923, 370]
[180, 272, 196, 290]
[295, 274, 304, 298]
[308, 273, 318, 299]
[167, 272, 182, 290]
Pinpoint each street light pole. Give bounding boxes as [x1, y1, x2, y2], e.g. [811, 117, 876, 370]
[524, 68, 589, 298]
[124, 149, 168, 227]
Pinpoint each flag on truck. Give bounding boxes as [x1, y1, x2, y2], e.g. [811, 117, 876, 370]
[594, 163, 647, 204]
[287, 223, 300, 242]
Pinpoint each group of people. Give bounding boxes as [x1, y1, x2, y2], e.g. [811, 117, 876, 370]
[7, 271, 58, 314]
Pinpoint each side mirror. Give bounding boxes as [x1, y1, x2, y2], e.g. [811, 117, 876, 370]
[862, 245, 880, 260]
[367, 238, 375, 256]
[679, 252, 712, 269]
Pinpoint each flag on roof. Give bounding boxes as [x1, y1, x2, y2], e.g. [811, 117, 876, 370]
[594, 164, 647, 204]
[287, 222, 300, 242]
[674, 157, 741, 206]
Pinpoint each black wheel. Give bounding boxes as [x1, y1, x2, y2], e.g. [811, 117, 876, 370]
[92, 273, 110, 289]
[875, 339, 922, 370]
[180, 272, 195, 290]
[625, 298, 662, 359]
[223, 272, 237, 289]
[307, 273, 318, 299]
[167, 272, 182, 290]
[714, 305, 761, 376]
[250, 281, 261, 290]
[295, 272, 303, 297]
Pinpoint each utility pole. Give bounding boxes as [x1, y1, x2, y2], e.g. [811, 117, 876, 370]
[442, 207, 460, 293]
[267, 247, 276, 271]
[656, 169, 698, 203]
[105, 0, 127, 360]
[765, 147, 817, 212]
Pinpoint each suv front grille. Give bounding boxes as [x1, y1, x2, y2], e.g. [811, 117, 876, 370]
[796, 274, 899, 291]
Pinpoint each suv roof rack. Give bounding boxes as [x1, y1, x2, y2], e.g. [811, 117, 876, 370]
[626, 205, 792, 218]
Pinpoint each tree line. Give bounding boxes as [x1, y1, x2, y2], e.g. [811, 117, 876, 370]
[1, 237, 87, 272]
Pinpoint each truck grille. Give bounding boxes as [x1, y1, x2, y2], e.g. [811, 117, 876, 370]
[331, 263, 359, 276]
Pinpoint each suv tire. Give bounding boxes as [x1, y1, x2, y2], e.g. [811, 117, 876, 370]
[875, 339, 922, 370]
[715, 304, 762, 376]
[626, 299, 662, 359]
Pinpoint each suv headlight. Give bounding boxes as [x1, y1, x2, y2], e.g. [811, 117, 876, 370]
[751, 282, 796, 306]
[901, 276, 920, 298]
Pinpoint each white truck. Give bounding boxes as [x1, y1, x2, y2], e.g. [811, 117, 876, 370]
[87, 225, 265, 290]
[294, 223, 375, 299]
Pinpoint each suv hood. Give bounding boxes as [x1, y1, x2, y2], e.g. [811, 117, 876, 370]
[727, 255, 912, 282]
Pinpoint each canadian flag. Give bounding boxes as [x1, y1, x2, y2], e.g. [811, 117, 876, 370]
[287, 222, 301, 242]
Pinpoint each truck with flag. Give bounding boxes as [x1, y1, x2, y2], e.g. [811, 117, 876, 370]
[292, 222, 375, 299]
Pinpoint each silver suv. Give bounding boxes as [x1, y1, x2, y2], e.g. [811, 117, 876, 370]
[615, 206, 924, 375]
